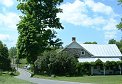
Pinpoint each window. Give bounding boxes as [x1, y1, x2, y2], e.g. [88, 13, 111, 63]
[81, 51, 85, 55]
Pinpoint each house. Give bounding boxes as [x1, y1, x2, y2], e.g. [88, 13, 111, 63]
[62, 37, 122, 75]
[63, 37, 122, 62]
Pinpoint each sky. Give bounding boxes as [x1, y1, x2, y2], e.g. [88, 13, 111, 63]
[0, 0, 122, 48]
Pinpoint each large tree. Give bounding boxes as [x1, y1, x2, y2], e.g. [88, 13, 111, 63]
[17, 0, 63, 64]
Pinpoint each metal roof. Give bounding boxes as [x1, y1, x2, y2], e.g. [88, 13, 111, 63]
[81, 44, 122, 57]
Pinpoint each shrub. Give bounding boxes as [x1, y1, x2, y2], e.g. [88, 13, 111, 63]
[34, 51, 78, 76]
[76, 62, 91, 76]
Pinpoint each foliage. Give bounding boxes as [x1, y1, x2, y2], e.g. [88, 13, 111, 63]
[79, 62, 91, 75]
[34, 51, 78, 76]
[17, 0, 63, 64]
[84, 42, 97, 44]
[108, 39, 122, 53]
[76, 60, 122, 76]
[48, 30, 63, 50]
[108, 39, 116, 44]
[9, 47, 17, 64]
[95, 59, 103, 66]
[0, 41, 11, 71]
[9, 47, 17, 58]
[117, 0, 122, 31]
[0, 41, 9, 58]
[118, 0, 122, 3]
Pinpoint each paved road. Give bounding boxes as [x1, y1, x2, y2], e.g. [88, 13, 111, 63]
[15, 68, 91, 84]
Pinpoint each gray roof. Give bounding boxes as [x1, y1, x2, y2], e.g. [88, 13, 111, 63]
[81, 44, 122, 57]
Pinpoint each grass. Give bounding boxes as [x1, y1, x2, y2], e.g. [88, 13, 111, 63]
[0, 73, 32, 84]
[34, 75, 122, 84]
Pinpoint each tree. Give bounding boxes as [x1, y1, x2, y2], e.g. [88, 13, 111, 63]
[0, 41, 11, 71]
[117, 0, 122, 30]
[9, 47, 17, 64]
[108, 39, 122, 53]
[9, 47, 17, 58]
[84, 42, 97, 44]
[48, 30, 63, 50]
[108, 39, 116, 44]
[0, 41, 9, 58]
[17, 0, 63, 64]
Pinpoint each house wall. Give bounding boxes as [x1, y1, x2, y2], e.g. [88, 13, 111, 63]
[63, 48, 92, 58]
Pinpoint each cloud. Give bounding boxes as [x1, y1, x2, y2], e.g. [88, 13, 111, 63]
[58, 0, 115, 26]
[0, 12, 20, 29]
[0, 34, 10, 41]
[0, 11, 19, 48]
[0, 0, 14, 7]
[104, 31, 117, 40]
[85, 0, 114, 15]
[103, 18, 117, 31]
[0, 34, 17, 48]
[102, 18, 118, 40]
[57, 0, 119, 40]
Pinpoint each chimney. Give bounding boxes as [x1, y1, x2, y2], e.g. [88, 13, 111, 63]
[72, 37, 76, 42]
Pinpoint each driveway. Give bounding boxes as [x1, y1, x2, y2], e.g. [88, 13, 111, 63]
[15, 68, 91, 84]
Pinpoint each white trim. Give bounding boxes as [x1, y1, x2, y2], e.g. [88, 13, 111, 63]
[78, 58, 121, 62]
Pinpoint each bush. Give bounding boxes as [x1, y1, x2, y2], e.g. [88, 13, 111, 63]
[34, 51, 78, 76]
[76, 60, 122, 76]
[35, 52, 122, 76]
[76, 62, 91, 76]
[0, 57, 11, 71]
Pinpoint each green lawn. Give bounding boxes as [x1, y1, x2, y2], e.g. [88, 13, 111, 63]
[0, 74, 32, 84]
[34, 75, 122, 84]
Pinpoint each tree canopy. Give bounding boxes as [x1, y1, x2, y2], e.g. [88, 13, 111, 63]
[0, 41, 11, 71]
[17, 0, 63, 63]
[84, 41, 97, 44]
[108, 39, 122, 53]
[0, 41, 9, 58]
[117, 0, 122, 30]
[108, 39, 116, 44]
[9, 47, 17, 58]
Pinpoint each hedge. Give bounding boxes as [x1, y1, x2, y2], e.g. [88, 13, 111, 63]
[76, 59, 122, 75]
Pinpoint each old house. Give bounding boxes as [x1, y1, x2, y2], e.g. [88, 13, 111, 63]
[62, 37, 122, 75]
[63, 37, 122, 62]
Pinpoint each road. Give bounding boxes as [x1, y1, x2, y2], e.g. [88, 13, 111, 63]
[15, 68, 91, 84]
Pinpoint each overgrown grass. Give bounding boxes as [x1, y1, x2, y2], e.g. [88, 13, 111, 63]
[0, 73, 32, 84]
[34, 75, 122, 84]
